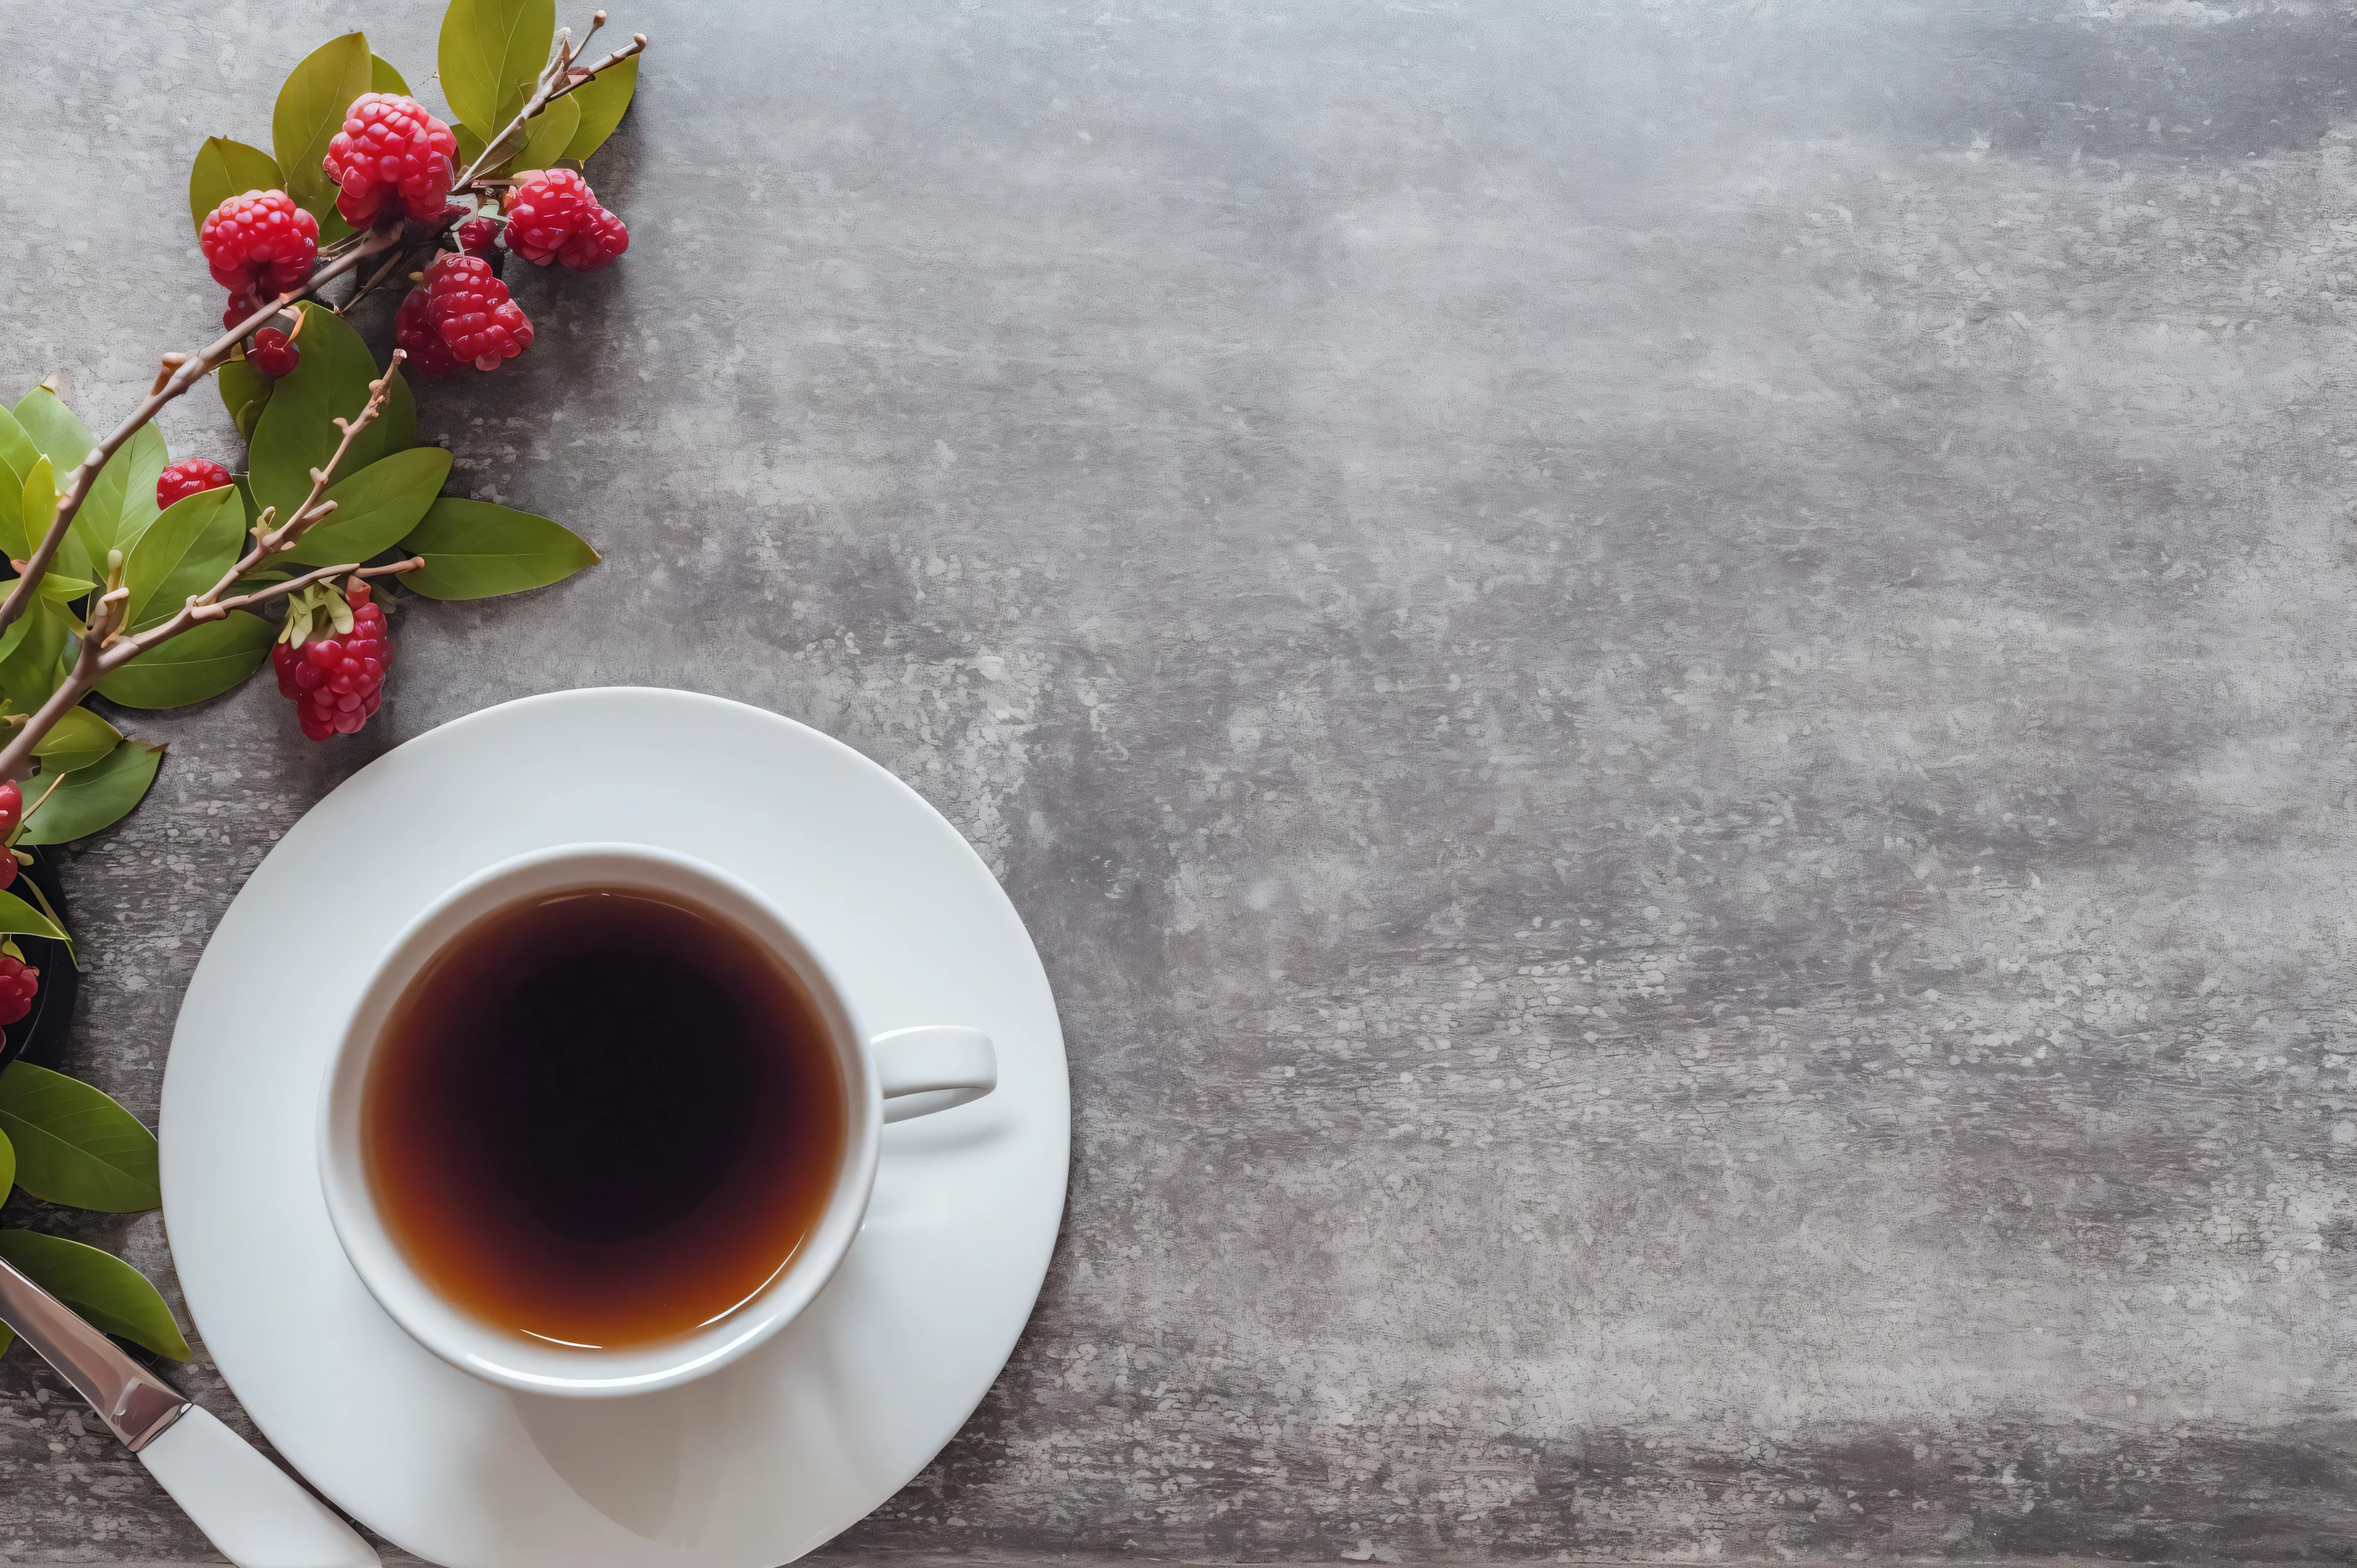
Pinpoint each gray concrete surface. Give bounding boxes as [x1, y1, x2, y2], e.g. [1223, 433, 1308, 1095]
[4, 0, 2356, 1560]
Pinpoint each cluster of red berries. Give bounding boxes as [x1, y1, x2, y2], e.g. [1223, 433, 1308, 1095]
[322, 93, 459, 230]
[270, 581, 393, 740]
[501, 168, 629, 271]
[0, 954, 40, 1030]
[0, 778, 35, 1036]
[0, 781, 20, 894]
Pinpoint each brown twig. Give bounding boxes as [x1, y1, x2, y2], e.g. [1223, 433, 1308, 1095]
[0, 222, 405, 642]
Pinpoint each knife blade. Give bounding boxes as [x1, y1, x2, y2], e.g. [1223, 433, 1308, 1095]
[0, 1253, 379, 1568]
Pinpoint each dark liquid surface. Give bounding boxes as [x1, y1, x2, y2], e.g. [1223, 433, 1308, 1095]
[363, 887, 846, 1349]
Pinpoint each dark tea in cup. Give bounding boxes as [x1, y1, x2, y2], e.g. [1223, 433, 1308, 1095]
[361, 886, 847, 1350]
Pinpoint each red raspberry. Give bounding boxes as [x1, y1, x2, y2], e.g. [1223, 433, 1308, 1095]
[0, 781, 20, 839]
[272, 580, 392, 740]
[323, 94, 459, 229]
[456, 216, 500, 256]
[557, 205, 629, 272]
[423, 253, 532, 371]
[199, 190, 319, 298]
[0, 953, 41, 1027]
[503, 169, 628, 271]
[250, 327, 300, 378]
[158, 459, 234, 510]
[223, 290, 263, 334]
[394, 287, 462, 378]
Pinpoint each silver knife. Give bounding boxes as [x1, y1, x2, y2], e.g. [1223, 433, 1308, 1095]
[1, 1252, 379, 1568]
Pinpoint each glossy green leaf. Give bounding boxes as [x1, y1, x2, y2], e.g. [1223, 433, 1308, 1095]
[5, 457, 44, 566]
[219, 359, 273, 441]
[33, 707, 121, 775]
[12, 388, 92, 475]
[454, 122, 488, 175]
[370, 53, 411, 96]
[285, 446, 450, 568]
[186, 136, 283, 234]
[0, 1063, 158, 1214]
[15, 740, 163, 845]
[124, 487, 241, 630]
[0, 1124, 14, 1207]
[441, 0, 554, 143]
[563, 53, 638, 161]
[272, 32, 371, 239]
[12, 393, 97, 583]
[514, 94, 578, 174]
[79, 423, 167, 565]
[247, 305, 384, 528]
[0, 888, 66, 947]
[0, 600, 68, 717]
[0, 405, 41, 498]
[0, 1232, 188, 1359]
[95, 616, 273, 712]
[400, 498, 598, 599]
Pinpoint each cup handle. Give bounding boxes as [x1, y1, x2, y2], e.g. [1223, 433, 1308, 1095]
[872, 1026, 998, 1123]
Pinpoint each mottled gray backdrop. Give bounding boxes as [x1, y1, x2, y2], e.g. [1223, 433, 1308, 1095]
[4, 0, 2356, 1561]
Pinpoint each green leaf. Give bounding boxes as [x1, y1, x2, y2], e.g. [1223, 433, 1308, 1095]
[0, 405, 42, 498]
[272, 32, 371, 240]
[78, 423, 167, 566]
[15, 740, 163, 845]
[6, 457, 45, 566]
[12, 393, 97, 583]
[0, 888, 66, 947]
[440, 0, 554, 143]
[33, 707, 122, 776]
[284, 447, 451, 568]
[124, 487, 241, 630]
[12, 388, 92, 476]
[514, 94, 578, 174]
[370, 53, 411, 97]
[0, 1063, 159, 1214]
[0, 1124, 14, 1207]
[34, 574, 93, 604]
[454, 122, 488, 175]
[0, 601, 70, 719]
[563, 53, 638, 161]
[186, 136, 284, 234]
[95, 617, 273, 712]
[0, 1232, 188, 1359]
[247, 304, 383, 528]
[219, 359, 273, 442]
[400, 498, 598, 599]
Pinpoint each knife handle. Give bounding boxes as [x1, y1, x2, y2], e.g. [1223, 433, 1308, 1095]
[137, 1405, 380, 1568]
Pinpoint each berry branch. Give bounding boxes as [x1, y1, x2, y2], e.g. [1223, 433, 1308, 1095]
[457, 17, 648, 192]
[0, 224, 405, 645]
[0, 359, 422, 785]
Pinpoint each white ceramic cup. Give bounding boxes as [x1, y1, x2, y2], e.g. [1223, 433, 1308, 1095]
[316, 842, 998, 1398]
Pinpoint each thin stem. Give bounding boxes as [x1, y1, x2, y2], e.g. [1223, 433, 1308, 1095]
[110, 557, 422, 665]
[0, 222, 405, 642]
[457, 29, 648, 190]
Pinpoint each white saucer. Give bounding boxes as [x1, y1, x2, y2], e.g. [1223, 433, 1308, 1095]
[158, 689, 1070, 1568]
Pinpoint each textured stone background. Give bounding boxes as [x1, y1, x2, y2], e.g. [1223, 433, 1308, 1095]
[6, 0, 2357, 1561]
